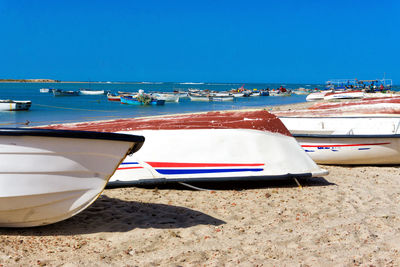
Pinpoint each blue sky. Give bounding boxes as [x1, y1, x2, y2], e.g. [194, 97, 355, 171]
[0, 0, 399, 83]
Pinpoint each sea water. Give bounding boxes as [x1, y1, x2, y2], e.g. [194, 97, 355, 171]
[1, 81, 393, 128]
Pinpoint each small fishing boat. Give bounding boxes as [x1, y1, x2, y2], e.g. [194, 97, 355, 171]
[188, 93, 211, 101]
[107, 92, 121, 101]
[41, 110, 328, 185]
[120, 95, 165, 105]
[152, 93, 180, 102]
[269, 90, 292, 96]
[280, 116, 400, 165]
[39, 88, 51, 93]
[79, 89, 106, 95]
[52, 89, 79, 96]
[0, 100, 31, 111]
[0, 128, 144, 227]
[323, 90, 365, 100]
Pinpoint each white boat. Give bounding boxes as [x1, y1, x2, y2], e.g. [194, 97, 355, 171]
[0, 128, 144, 227]
[152, 93, 180, 102]
[280, 116, 400, 165]
[306, 90, 332, 101]
[39, 88, 51, 93]
[0, 100, 31, 111]
[269, 90, 292, 96]
[323, 90, 365, 100]
[188, 93, 211, 101]
[79, 89, 105, 95]
[41, 110, 328, 185]
[211, 95, 235, 101]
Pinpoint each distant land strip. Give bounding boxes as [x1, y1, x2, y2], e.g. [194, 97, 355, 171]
[0, 79, 60, 83]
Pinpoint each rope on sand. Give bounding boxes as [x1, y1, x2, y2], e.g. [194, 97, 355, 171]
[178, 182, 212, 191]
[293, 177, 303, 189]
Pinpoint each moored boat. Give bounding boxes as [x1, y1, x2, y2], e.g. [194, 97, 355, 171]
[52, 89, 79, 96]
[121, 95, 165, 105]
[0, 100, 31, 111]
[107, 92, 121, 101]
[152, 93, 180, 102]
[79, 89, 106, 95]
[280, 116, 400, 165]
[40, 110, 328, 185]
[0, 128, 144, 227]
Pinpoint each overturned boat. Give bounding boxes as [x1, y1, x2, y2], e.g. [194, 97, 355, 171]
[280, 116, 400, 165]
[40, 110, 328, 186]
[0, 128, 144, 227]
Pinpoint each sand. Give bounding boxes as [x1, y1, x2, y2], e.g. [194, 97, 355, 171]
[1, 103, 400, 266]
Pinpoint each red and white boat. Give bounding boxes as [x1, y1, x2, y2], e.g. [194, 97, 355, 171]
[40, 110, 328, 185]
[107, 92, 121, 101]
[280, 116, 400, 165]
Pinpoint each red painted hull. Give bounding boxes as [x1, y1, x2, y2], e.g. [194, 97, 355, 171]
[39, 110, 292, 137]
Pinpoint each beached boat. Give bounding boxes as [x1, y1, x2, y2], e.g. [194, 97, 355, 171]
[0, 128, 144, 227]
[306, 90, 332, 101]
[79, 89, 105, 95]
[120, 95, 165, 105]
[323, 90, 365, 100]
[52, 89, 79, 96]
[0, 100, 31, 111]
[107, 92, 121, 101]
[41, 110, 328, 185]
[152, 93, 180, 102]
[280, 116, 400, 165]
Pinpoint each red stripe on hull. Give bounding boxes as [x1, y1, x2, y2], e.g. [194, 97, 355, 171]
[117, 166, 144, 170]
[302, 142, 391, 148]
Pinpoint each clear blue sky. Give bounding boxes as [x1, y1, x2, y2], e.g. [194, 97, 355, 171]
[0, 0, 399, 83]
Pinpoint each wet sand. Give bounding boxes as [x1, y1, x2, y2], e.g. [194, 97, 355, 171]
[1, 102, 400, 266]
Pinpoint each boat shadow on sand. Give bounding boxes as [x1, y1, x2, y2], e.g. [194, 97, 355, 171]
[1, 195, 225, 236]
[1, 177, 333, 236]
[108, 176, 335, 191]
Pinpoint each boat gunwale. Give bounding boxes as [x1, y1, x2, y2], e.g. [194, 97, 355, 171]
[0, 128, 145, 145]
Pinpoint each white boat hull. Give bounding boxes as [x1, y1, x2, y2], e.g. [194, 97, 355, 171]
[0, 129, 144, 227]
[39, 110, 328, 185]
[110, 129, 327, 185]
[153, 93, 180, 102]
[0, 100, 31, 111]
[79, 90, 105, 95]
[280, 116, 400, 165]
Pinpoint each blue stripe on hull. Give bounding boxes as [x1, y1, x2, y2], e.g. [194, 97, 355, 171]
[155, 168, 264, 175]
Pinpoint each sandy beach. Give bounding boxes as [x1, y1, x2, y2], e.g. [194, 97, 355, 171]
[1, 103, 400, 266]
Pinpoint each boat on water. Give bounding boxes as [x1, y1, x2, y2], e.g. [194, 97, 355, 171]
[280, 116, 400, 165]
[0, 128, 144, 227]
[107, 92, 121, 101]
[152, 93, 180, 102]
[39, 88, 51, 93]
[120, 95, 165, 105]
[40, 110, 328, 186]
[79, 89, 106, 95]
[188, 92, 211, 101]
[0, 100, 31, 111]
[52, 89, 79, 96]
